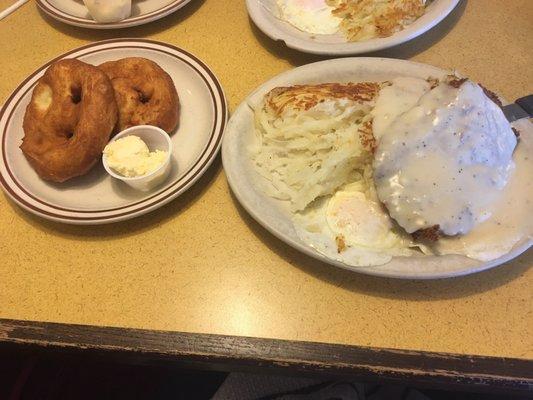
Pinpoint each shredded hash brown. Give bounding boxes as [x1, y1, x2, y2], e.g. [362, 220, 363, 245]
[265, 82, 382, 115]
[326, 0, 426, 41]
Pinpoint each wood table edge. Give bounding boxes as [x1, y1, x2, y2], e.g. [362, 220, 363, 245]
[0, 318, 531, 395]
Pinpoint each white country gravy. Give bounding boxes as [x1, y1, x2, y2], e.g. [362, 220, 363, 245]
[434, 137, 532, 261]
[373, 78, 517, 236]
[371, 77, 431, 141]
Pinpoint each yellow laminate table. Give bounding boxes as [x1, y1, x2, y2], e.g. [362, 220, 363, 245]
[0, 0, 532, 393]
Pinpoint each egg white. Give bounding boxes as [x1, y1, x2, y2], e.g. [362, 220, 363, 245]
[293, 181, 415, 267]
[276, 0, 341, 35]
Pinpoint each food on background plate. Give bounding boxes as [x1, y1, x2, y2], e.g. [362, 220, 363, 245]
[103, 135, 168, 178]
[99, 58, 180, 134]
[276, 0, 343, 35]
[20, 59, 118, 183]
[275, 0, 427, 41]
[251, 75, 529, 266]
[327, 0, 426, 41]
[82, 0, 132, 23]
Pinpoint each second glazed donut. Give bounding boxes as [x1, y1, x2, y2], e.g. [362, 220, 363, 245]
[98, 57, 179, 134]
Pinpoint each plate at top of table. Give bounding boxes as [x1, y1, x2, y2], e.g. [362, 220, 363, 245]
[0, 39, 227, 225]
[246, 0, 460, 55]
[36, 0, 193, 29]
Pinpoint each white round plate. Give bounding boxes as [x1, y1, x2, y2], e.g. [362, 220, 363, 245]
[222, 58, 532, 279]
[246, 0, 460, 55]
[0, 39, 227, 225]
[37, 0, 193, 29]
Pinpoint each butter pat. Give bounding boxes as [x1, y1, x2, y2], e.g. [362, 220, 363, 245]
[83, 0, 131, 23]
[103, 135, 168, 178]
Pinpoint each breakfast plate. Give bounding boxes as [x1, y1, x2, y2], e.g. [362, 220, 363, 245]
[0, 39, 227, 224]
[222, 58, 532, 279]
[37, 0, 193, 29]
[246, 0, 460, 55]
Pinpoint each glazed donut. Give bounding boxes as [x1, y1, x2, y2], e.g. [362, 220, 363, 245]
[21, 59, 118, 183]
[98, 57, 179, 134]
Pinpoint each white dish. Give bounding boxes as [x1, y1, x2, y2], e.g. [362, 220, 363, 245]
[246, 0, 460, 55]
[37, 0, 193, 29]
[103, 125, 173, 192]
[0, 39, 227, 225]
[221, 57, 532, 279]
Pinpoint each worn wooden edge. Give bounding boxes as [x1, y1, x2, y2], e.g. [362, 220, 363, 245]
[0, 318, 531, 394]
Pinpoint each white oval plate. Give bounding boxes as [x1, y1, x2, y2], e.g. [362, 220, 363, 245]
[246, 0, 460, 55]
[0, 39, 227, 225]
[37, 0, 193, 29]
[222, 58, 532, 279]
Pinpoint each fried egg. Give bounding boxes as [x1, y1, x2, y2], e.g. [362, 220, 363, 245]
[276, 0, 341, 35]
[293, 180, 415, 266]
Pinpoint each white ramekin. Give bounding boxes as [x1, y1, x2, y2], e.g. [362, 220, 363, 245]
[103, 125, 173, 192]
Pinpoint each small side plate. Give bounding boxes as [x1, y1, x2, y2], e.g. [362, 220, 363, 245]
[0, 39, 228, 225]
